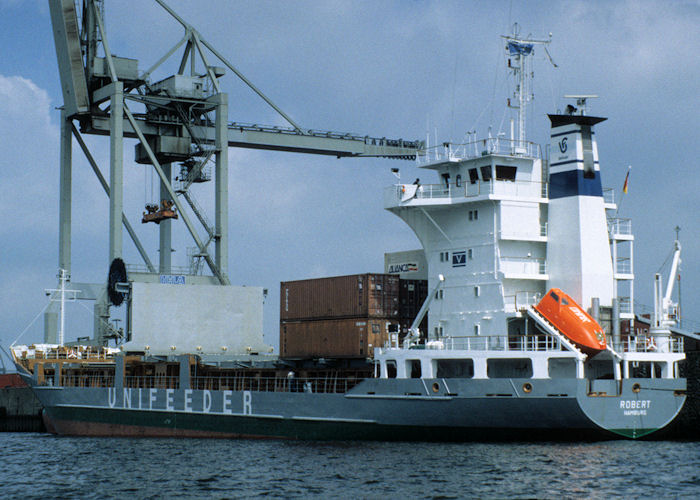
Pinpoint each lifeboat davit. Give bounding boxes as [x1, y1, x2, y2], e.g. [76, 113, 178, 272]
[534, 288, 607, 356]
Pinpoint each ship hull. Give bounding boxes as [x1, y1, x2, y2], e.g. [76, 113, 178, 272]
[27, 377, 686, 441]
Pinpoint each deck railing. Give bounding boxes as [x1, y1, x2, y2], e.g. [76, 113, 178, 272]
[504, 292, 542, 313]
[611, 335, 684, 354]
[384, 179, 547, 207]
[417, 138, 541, 165]
[500, 257, 547, 276]
[191, 376, 365, 394]
[383, 333, 685, 355]
[60, 374, 115, 388]
[438, 335, 566, 352]
[56, 374, 365, 393]
[125, 376, 180, 389]
[608, 217, 632, 236]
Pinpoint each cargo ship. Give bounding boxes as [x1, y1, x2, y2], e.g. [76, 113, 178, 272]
[11, 10, 690, 440]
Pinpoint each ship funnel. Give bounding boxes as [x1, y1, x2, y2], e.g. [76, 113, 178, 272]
[545, 105, 614, 308]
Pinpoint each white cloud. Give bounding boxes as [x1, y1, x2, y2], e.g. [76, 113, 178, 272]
[0, 75, 58, 234]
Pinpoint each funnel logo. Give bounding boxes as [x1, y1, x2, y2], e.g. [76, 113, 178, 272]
[558, 137, 568, 153]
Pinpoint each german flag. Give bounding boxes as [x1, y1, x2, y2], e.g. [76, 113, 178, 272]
[622, 169, 630, 194]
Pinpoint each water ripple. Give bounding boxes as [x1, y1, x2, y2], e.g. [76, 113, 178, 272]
[1, 434, 699, 498]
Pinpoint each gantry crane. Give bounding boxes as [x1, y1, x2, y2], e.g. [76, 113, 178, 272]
[47, 0, 422, 345]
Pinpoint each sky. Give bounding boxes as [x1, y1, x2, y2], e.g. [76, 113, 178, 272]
[0, 0, 698, 353]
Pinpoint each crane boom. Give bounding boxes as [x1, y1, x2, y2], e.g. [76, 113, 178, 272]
[664, 240, 681, 306]
[82, 116, 422, 159]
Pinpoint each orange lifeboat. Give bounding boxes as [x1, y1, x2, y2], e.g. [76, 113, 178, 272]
[534, 288, 606, 356]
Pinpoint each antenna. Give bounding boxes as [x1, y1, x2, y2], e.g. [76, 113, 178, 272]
[502, 23, 555, 151]
[44, 269, 80, 346]
[563, 95, 599, 115]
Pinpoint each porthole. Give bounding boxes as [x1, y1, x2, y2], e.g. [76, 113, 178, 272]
[632, 383, 641, 393]
[522, 382, 533, 393]
[432, 382, 440, 393]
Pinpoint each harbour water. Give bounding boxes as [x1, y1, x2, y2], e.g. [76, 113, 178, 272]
[2, 433, 699, 498]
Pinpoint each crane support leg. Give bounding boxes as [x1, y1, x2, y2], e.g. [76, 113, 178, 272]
[59, 109, 72, 274]
[212, 93, 229, 278]
[159, 163, 173, 274]
[109, 81, 124, 263]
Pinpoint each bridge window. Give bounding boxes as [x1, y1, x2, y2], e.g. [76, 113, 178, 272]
[496, 165, 517, 181]
[480, 166, 492, 182]
[436, 359, 474, 378]
[456, 174, 462, 187]
[442, 173, 451, 188]
[469, 168, 479, 184]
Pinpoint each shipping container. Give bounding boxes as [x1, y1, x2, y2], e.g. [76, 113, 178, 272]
[280, 274, 399, 321]
[398, 279, 429, 320]
[280, 317, 400, 359]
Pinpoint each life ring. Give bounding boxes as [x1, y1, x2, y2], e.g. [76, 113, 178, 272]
[645, 336, 657, 351]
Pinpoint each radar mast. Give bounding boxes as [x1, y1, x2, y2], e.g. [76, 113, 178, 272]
[502, 23, 555, 151]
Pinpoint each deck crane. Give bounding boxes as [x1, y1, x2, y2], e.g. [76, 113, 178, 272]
[650, 239, 682, 346]
[46, 0, 423, 345]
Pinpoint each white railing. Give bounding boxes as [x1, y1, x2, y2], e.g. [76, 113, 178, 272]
[500, 257, 547, 276]
[608, 217, 632, 236]
[126, 264, 193, 275]
[499, 223, 548, 241]
[12, 344, 118, 361]
[429, 335, 567, 353]
[612, 335, 684, 354]
[418, 138, 542, 165]
[384, 179, 547, 207]
[504, 292, 542, 313]
[603, 188, 616, 205]
[618, 296, 633, 314]
[615, 258, 632, 274]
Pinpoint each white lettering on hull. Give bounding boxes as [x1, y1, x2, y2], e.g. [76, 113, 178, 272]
[149, 388, 157, 410]
[106, 388, 255, 416]
[184, 389, 193, 412]
[620, 400, 651, 409]
[243, 391, 252, 415]
[203, 390, 211, 413]
[620, 400, 651, 416]
[166, 389, 174, 411]
[223, 390, 233, 414]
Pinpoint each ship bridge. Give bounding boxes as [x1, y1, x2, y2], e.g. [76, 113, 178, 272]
[385, 137, 547, 210]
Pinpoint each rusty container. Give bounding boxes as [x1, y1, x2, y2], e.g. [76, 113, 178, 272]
[280, 274, 399, 321]
[280, 317, 399, 359]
